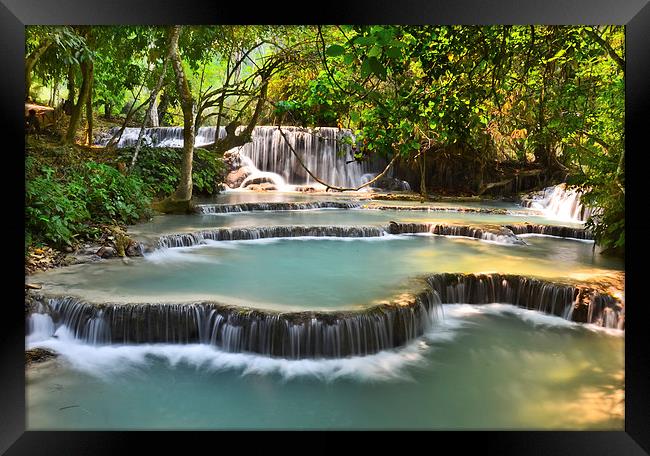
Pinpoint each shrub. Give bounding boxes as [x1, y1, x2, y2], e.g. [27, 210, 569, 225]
[118, 146, 227, 197]
[25, 159, 152, 249]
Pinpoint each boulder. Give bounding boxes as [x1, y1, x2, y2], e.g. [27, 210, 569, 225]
[225, 166, 253, 188]
[370, 176, 412, 192]
[246, 183, 277, 192]
[125, 241, 143, 257]
[96, 246, 117, 259]
[243, 176, 276, 187]
[25, 348, 58, 365]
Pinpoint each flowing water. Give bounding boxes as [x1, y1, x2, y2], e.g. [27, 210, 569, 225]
[27, 135, 622, 429]
[27, 306, 623, 430]
[30, 235, 619, 310]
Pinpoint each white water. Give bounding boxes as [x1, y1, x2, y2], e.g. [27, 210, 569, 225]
[236, 126, 379, 188]
[96, 126, 227, 148]
[96, 125, 384, 189]
[524, 184, 593, 222]
[26, 303, 621, 383]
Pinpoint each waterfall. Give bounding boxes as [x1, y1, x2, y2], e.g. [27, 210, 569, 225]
[368, 205, 509, 215]
[28, 292, 442, 359]
[425, 273, 623, 328]
[505, 223, 593, 240]
[387, 222, 526, 245]
[156, 225, 387, 248]
[26, 273, 622, 359]
[152, 221, 592, 249]
[96, 125, 384, 188]
[95, 126, 227, 148]
[235, 126, 379, 188]
[26, 313, 55, 343]
[195, 201, 362, 214]
[521, 184, 593, 222]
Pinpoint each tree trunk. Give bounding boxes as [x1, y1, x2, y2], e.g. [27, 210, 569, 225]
[131, 53, 171, 170]
[25, 40, 52, 101]
[85, 60, 94, 145]
[169, 25, 195, 202]
[66, 64, 76, 105]
[149, 96, 159, 127]
[419, 149, 427, 198]
[63, 60, 92, 144]
[158, 92, 169, 126]
[104, 102, 112, 119]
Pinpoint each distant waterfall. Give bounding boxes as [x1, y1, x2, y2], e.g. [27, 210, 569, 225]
[96, 125, 383, 188]
[96, 126, 227, 148]
[521, 184, 593, 222]
[236, 126, 379, 188]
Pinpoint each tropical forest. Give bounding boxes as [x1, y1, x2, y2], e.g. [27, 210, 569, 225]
[24, 25, 625, 430]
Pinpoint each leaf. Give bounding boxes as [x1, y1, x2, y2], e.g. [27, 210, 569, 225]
[360, 58, 372, 78]
[326, 44, 345, 57]
[368, 57, 386, 80]
[368, 45, 382, 58]
[385, 47, 401, 59]
[354, 36, 374, 46]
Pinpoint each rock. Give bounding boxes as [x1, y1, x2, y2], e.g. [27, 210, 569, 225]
[96, 246, 117, 259]
[370, 176, 412, 191]
[25, 283, 42, 290]
[243, 176, 276, 187]
[125, 241, 142, 257]
[64, 246, 73, 253]
[25, 348, 58, 365]
[223, 149, 245, 171]
[225, 166, 252, 188]
[151, 197, 194, 214]
[294, 185, 319, 193]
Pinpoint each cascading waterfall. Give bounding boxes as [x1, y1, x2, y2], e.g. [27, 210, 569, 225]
[156, 225, 387, 248]
[425, 273, 623, 329]
[368, 205, 510, 215]
[235, 126, 379, 188]
[152, 221, 592, 249]
[521, 184, 593, 222]
[195, 201, 362, 214]
[95, 125, 385, 189]
[25, 273, 622, 360]
[27, 292, 442, 359]
[505, 223, 593, 240]
[95, 126, 227, 148]
[387, 222, 526, 245]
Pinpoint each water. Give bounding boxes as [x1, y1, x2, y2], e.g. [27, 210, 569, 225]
[32, 235, 621, 310]
[26, 191, 623, 429]
[27, 306, 623, 429]
[522, 184, 594, 222]
[96, 126, 228, 148]
[96, 126, 383, 188]
[128, 208, 584, 243]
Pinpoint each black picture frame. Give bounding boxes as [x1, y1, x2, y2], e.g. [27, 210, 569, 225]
[2, 0, 648, 453]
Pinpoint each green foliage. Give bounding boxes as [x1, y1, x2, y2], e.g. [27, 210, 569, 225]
[283, 25, 624, 249]
[25, 158, 152, 249]
[25, 24, 625, 251]
[119, 147, 227, 197]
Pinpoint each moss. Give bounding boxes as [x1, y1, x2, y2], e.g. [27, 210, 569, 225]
[152, 197, 194, 214]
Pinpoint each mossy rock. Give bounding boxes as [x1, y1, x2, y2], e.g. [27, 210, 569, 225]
[151, 197, 194, 214]
[25, 348, 58, 366]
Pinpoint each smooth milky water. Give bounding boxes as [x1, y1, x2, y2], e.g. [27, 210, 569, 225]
[27, 306, 623, 429]
[32, 235, 620, 310]
[128, 209, 583, 242]
[26, 192, 624, 429]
